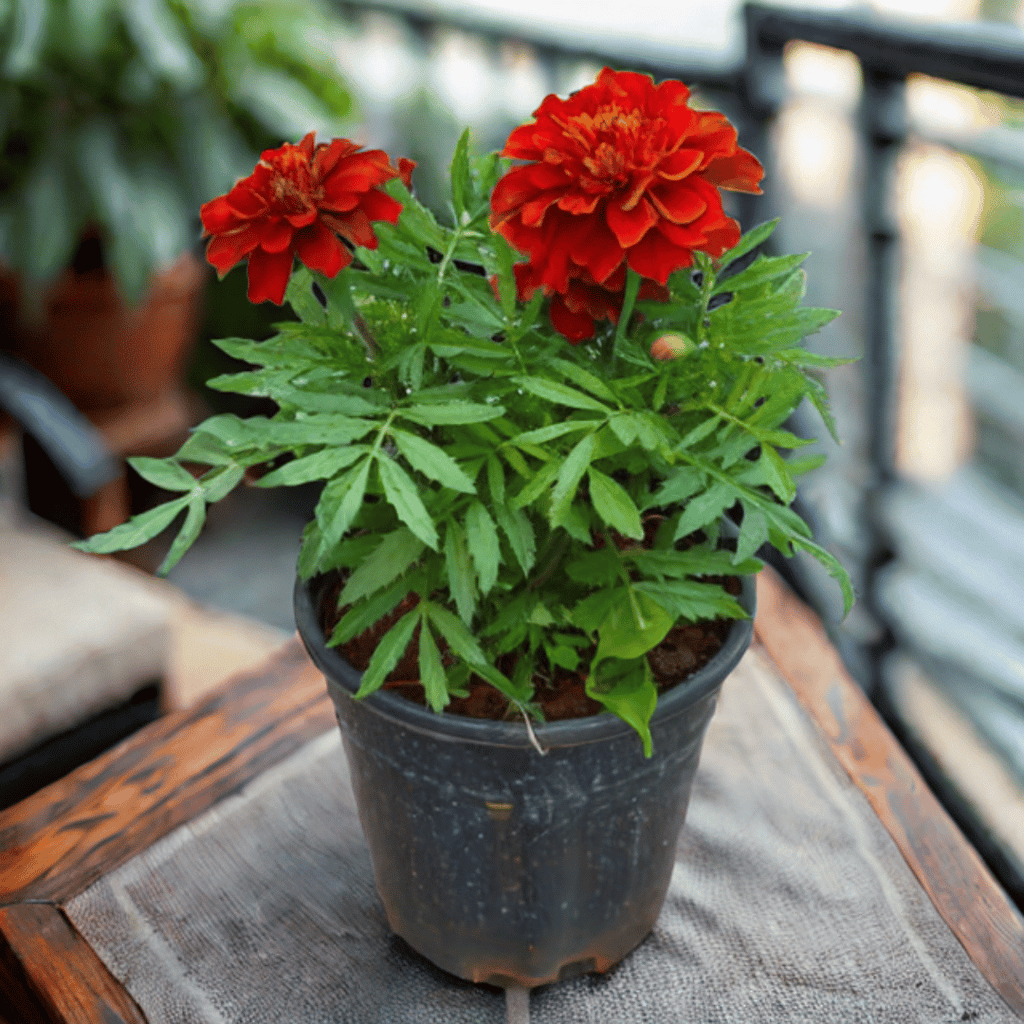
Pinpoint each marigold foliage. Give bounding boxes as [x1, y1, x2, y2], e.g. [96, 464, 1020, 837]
[76, 82, 850, 754]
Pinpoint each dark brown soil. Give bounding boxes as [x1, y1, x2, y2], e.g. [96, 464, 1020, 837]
[322, 573, 741, 723]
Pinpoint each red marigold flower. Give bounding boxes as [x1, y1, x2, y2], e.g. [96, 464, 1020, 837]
[490, 67, 763, 298]
[513, 262, 668, 344]
[201, 133, 412, 305]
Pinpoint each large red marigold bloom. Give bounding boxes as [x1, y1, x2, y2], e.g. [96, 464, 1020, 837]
[201, 133, 414, 305]
[490, 67, 763, 305]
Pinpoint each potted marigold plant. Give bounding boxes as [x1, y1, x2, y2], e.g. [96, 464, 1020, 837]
[76, 67, 852, 988]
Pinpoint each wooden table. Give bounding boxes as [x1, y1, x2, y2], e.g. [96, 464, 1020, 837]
[2, 571, 1023, 1023]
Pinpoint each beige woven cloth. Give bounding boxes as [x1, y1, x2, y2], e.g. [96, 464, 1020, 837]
[67, 649, 1020, 1023]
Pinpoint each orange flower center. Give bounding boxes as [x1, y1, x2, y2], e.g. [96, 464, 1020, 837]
[567, 104, 668, 195]
[263, 145, 321, 216]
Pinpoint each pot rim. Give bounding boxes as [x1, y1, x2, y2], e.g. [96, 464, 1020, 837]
[294, 570, 755, 750]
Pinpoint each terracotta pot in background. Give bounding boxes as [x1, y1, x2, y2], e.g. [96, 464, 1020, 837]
[3, 251, 207, 412]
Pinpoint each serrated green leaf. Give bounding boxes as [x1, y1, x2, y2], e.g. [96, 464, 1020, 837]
[735, 507, 769, 563]
[157, 496, 207, 575]
[487, 455, 505, 506]
[424, 602, 486, 664]
[678, 415, 722, 450]
[512, 421, 595, 446]
[377, 455, 439, 549]
[355, 610, 419, 698]
[674, 482, 734, 540]
[716, 218, 780, 271]
[128, 457, 197, 492]
[634, 581, 746, 623]
[794, 536, 856, 617]
[645, 467, 704, 510]
[588, 468, 643, 540]
[391, 429, 476, 493]
[316, 458, 371, 551]
[399, 403, 505, 426]
[72, 496, 188, 555]
[450, 128, 472, 221]
[418, 621, 450, 712]
[511, 460, 559, 510]
[512, 376, 612, 413]
[465, 501, 500, 594]
[495, 505, 535, 575]
[760, 447, 796, 503]
[444, 520, 477, 625]
[255, 446, 368, 487]
[595, 591, 674, 662]
[548, 358, 617, 403]
[718, 252, 808, 295]
[340, 527, 425, 607]
[330, 576, 417, 646]
[608, 414, 639, 447]
[549, 431, 599, 525]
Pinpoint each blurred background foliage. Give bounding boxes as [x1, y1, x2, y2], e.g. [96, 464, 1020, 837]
[0, 0, 355, 304]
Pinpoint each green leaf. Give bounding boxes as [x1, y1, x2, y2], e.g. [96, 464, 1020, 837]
[645, 468, 704, 510]
[735, 507, 769, 564]
[760, 447, 796, 503]
[512, 421, 596, 446]
[330, 576, 418, 646]
[635, 581, 746, 623]
[716, 218, 780, 270]
[595, 590, 674, 662]
[548, 358, 617, 403]
[128, 457, 196, 492]
[200, 464, 245, 503]
[549, 431, 599, 525]
[793, 536, 856, 617]
[465, 501, 500, 595]
[511, 460, 560, 511]
[391, 430, 476, 493]
[512, 376, 612, 414]
[316, 458, 371, 551]
[377, 456, 439, 549]
[588, 468, 643, 540]
[424, 603, 486, 664]
[355, 610, 419, 698]
[72, 497, 188, 555]
[495, 506, 535, 575]
[399, 403, 505, 426]
[157, 496, 206, 575]
[255, 447, 368, 487]
[719, 252, 808, 295]
[586, 658, 657, 757]
[418, 621, 450, 712]
[340, 527, 426, 608]
[486, 455, 505, 506]
[444, 520, 477, 625]
[450, 128, 473, 221]
[674, 483, 734, 540]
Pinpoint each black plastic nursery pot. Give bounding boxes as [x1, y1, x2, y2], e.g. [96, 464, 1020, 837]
[295, 572, 755, 989]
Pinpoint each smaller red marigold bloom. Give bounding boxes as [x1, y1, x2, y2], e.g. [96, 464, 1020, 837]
[490, 67, 763, 307]
[201, 134, 413, 305]
[513, 262, 668, 344]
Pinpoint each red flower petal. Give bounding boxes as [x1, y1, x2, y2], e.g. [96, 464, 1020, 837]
[702, 149, 765, 194]
[549, 293, 596, 343]
[358, 188, 403, 226]
[257, 218, 296, 254]
[398, 158, 416, 189]
[205, 224, 264, 274]
[646, 180, 708, 225]
[606, 196, 658, 248]
[246, 247, 294, 304]
[329, 207, 377, 249]
[657, 149, 703, 181]
[626, 227, 693, 284]
[294, 220, 351, 278]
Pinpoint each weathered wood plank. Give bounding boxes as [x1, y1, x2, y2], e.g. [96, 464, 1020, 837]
[754, 567, 1024, 1019]
[0, 902, 147, 1024]
[0, 640, 333, 906]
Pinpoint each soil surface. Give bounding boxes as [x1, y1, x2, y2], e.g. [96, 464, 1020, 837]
[322, 573, 741, 724]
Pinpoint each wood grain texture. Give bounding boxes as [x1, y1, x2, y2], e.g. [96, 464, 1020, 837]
[0, 639, 333, 906]
[754, 567, 1024, 1020]
[0, 903, 147, 1024]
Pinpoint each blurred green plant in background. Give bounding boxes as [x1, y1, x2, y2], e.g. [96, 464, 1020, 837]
[0, 0, 355, 303]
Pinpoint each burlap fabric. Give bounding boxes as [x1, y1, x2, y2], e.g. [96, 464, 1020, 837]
[67, 649, 1020, 1023]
